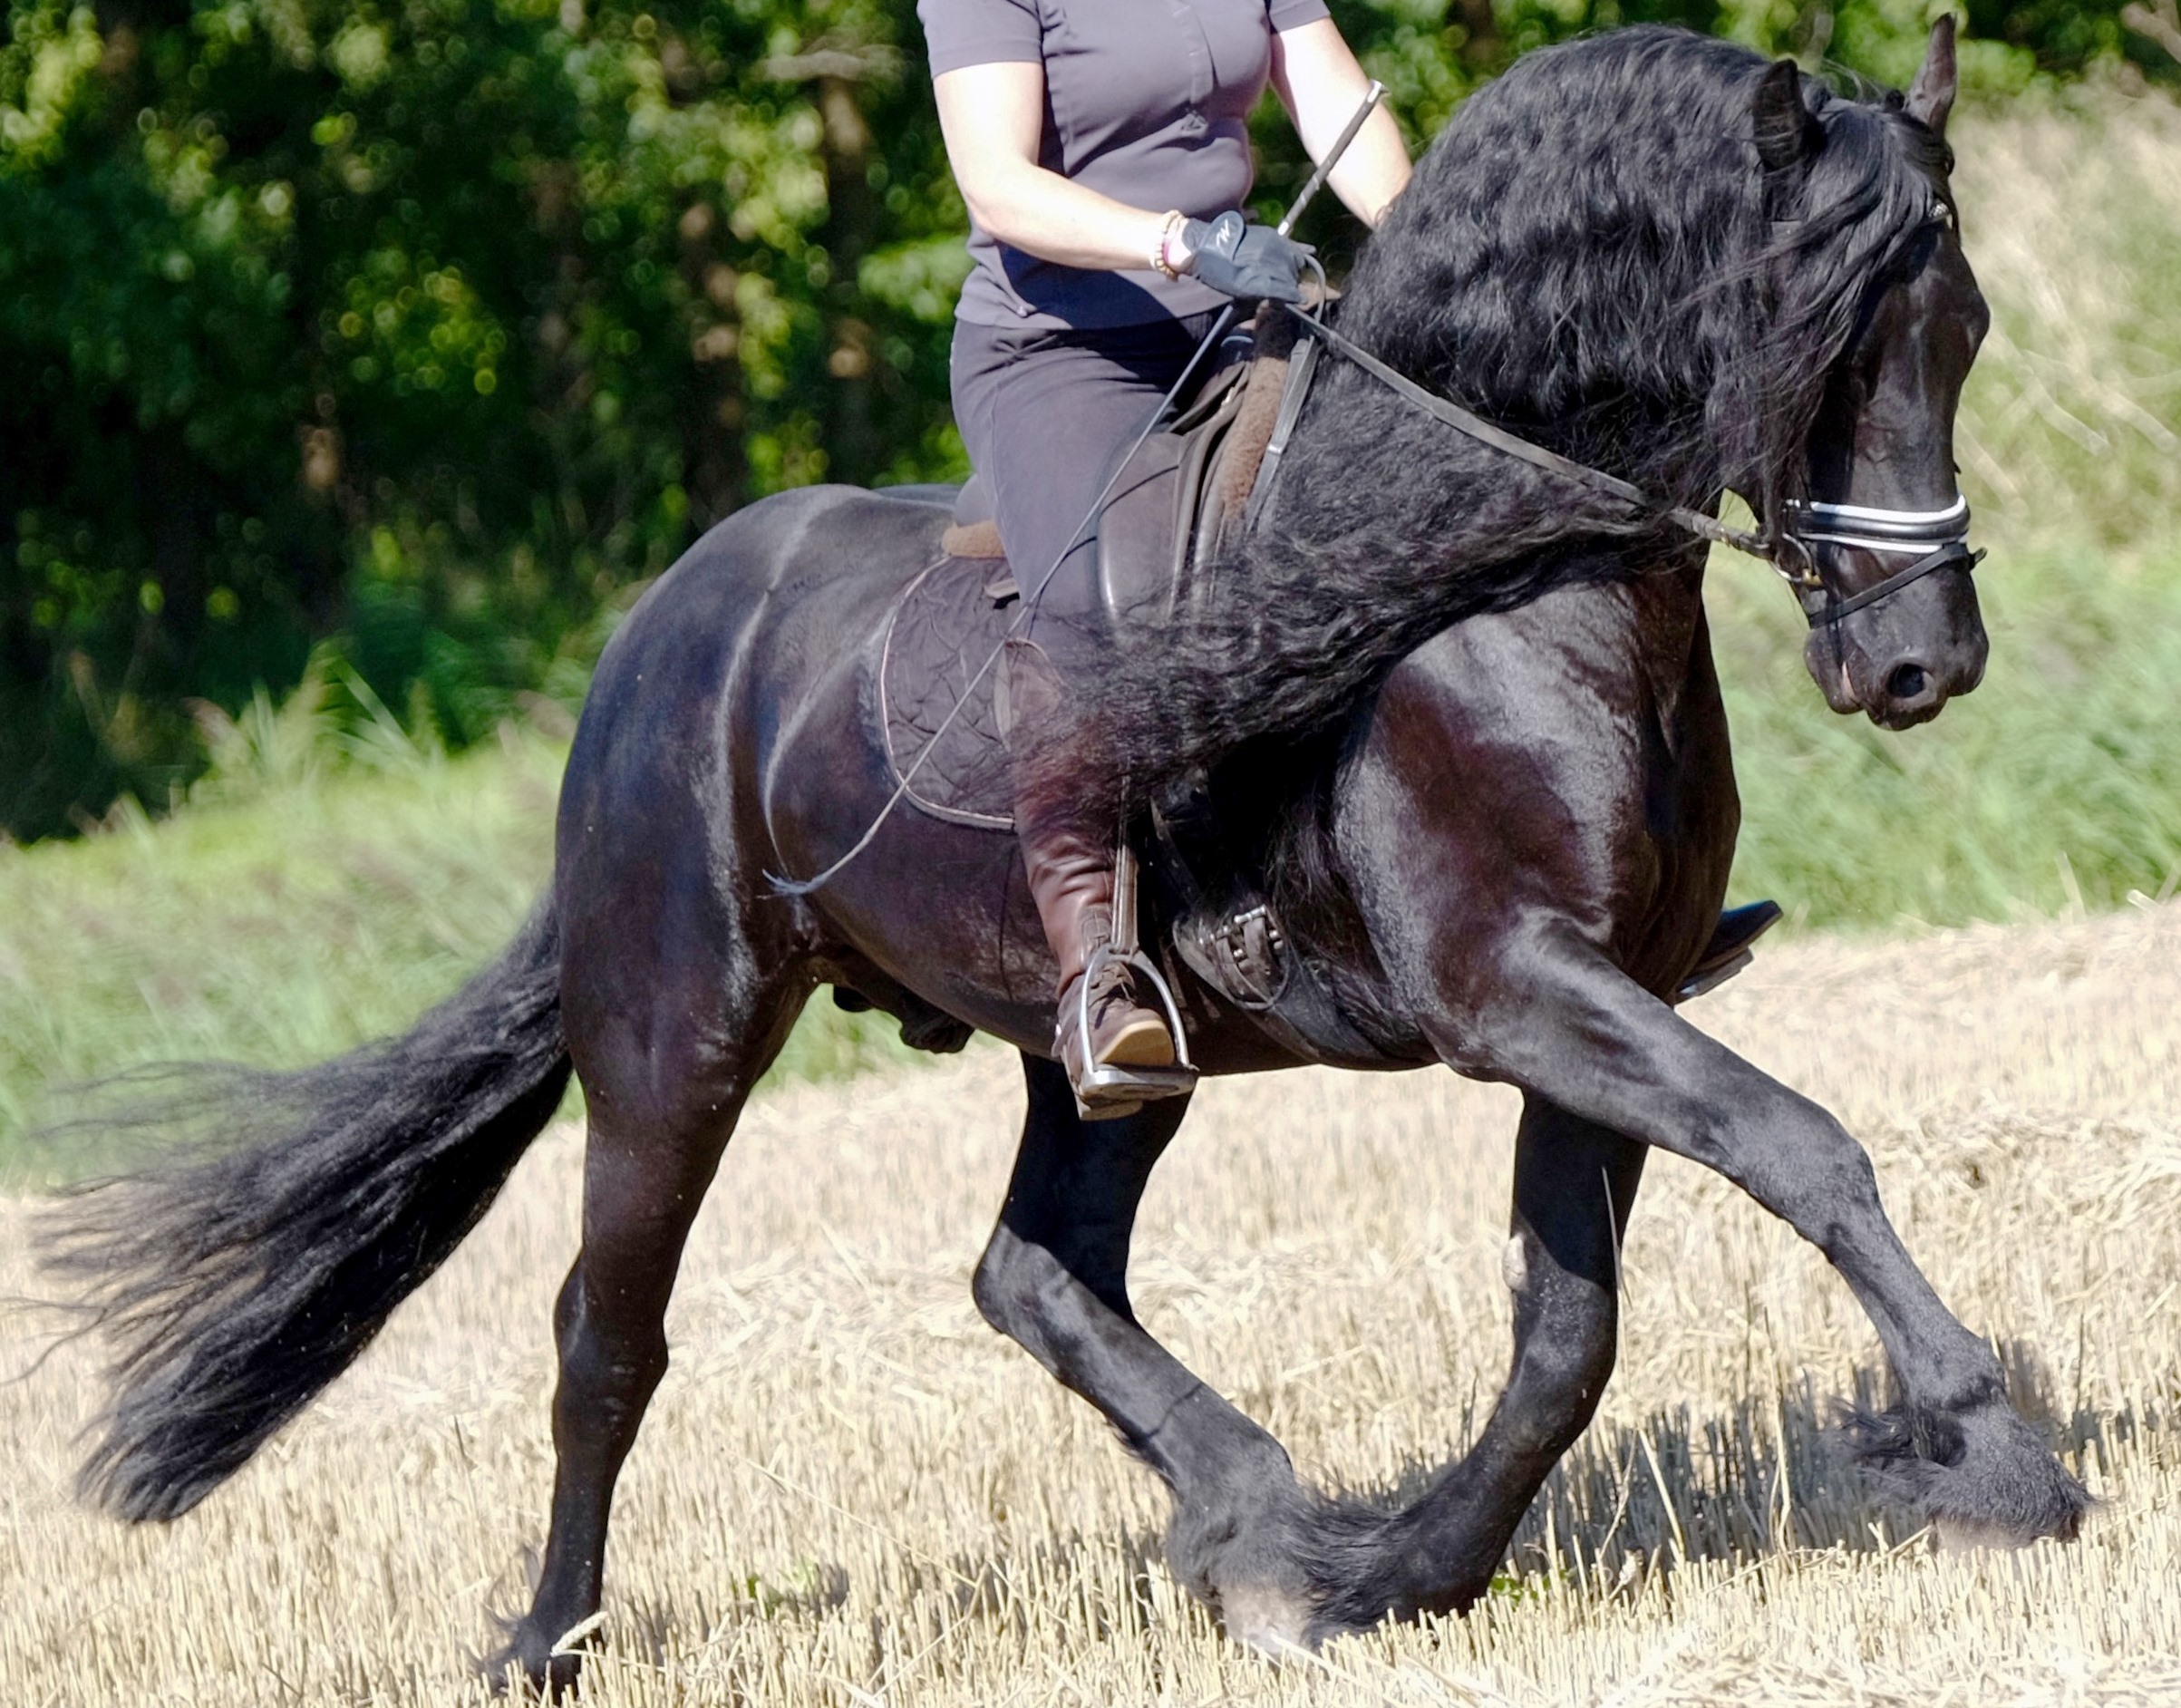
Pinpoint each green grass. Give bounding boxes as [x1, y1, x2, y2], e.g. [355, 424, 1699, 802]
[1715, 539, 2181, 928]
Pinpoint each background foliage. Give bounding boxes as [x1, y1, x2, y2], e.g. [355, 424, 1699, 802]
[4, 0, 2175, 839]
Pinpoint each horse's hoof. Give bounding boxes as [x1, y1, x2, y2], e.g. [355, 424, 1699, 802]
[482, 1633, 583, 1701]
[1845, 1400, 2090, 1546]
[1218, 1580, 1319, 1655]
[1933, 1513, 2048, 1552]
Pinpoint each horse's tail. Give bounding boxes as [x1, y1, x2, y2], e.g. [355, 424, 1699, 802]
[45, 897, 572, 1522]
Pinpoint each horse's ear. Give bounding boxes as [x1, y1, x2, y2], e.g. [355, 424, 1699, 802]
[1906, 15, 1958, 138]
[1752, 59, 1818, 173]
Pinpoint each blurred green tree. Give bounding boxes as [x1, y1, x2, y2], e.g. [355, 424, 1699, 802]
[0, 0, 2163, 838]
[1, 0, 968, 835]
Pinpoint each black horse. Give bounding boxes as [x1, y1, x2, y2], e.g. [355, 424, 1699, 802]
[51, 23, 2087, 1695]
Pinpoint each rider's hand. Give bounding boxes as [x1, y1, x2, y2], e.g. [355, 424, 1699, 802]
[1178, 210, 1313, 304]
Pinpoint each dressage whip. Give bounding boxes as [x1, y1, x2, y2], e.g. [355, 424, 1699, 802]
[769, 80, 1388, 897]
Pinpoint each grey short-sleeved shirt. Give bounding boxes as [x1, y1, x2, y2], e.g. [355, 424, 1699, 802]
[919, 0, 1331, 328]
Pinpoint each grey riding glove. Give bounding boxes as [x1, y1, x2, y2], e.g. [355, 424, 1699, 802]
[1182, 210, 1313, 305]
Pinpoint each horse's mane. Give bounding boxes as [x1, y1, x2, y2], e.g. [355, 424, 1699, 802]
[1023, 26, 1950, 850]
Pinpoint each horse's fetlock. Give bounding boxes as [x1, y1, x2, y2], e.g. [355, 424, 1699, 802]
[1929, 1361, 2006, 1415]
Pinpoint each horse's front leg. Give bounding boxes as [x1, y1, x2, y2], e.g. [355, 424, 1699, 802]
[1443, 932, 2089, 1548]
[976, 1053, 1321, 1648]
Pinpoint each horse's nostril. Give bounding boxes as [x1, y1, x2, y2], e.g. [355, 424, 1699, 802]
[1886, 662, 1930, 703]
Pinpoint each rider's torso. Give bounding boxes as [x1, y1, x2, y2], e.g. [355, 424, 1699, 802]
[920, 0, 1330, 329]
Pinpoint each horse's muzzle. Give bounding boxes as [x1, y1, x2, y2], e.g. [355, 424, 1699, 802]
[1803, 559, 1989, 729]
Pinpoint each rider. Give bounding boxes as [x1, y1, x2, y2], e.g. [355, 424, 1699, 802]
[922, 0, 1411, 1110]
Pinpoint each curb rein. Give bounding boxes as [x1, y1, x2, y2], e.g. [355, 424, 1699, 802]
[1283, 306, 1982, 630]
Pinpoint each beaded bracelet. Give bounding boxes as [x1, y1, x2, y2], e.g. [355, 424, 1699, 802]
[1150, 209, 1187, 280]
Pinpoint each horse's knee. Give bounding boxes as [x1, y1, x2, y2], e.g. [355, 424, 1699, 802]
[1743, 1111, 1888, 1263]
[1807, 1135, 1885, 1257]
[1701, 1095, 1885, 1246]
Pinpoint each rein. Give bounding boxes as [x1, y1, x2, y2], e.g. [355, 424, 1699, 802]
[1284, 306, 1980, 628]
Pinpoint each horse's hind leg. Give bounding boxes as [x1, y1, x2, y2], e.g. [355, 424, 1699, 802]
[1304, 1097, 1643, 1632]
[490, 950, 806, 1695]
[974, 1053, 1319, 1647]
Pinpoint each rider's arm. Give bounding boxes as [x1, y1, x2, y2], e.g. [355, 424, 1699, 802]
[1268, 19, 1411, 228]
[933, 62, 1179, 273]
[933, 11, 1410, 275]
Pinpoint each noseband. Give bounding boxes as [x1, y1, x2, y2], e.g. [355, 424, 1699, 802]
[1285, 307, 1981, 628]
[1778, 496, 1982, 626]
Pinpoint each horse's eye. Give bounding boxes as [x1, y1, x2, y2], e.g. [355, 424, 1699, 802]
[1930, 200, 1955, 232]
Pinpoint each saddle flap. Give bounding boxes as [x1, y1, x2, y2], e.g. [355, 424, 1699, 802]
[1089, 322, 1309, 626]
[1093, 358, 1259, 628]
[1095, 431, 1193, 626]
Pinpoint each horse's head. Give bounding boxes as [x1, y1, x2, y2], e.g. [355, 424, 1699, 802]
[1753, 21, 1990, 729]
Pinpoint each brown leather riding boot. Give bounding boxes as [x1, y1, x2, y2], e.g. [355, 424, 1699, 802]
[1004, 641, 1178, 1112]
[1024, 839, 1176, 1077]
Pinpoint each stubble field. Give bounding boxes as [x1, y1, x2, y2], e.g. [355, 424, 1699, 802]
[6, 898, 2181, 1705]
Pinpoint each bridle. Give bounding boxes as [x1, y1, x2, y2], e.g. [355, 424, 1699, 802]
[1778, 495, 1982, 626]
[1284, 306, 1981, 630]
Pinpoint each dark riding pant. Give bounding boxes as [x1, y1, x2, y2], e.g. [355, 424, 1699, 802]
[948, 310, 1227, 1042]
[949, 309, 1228, 671]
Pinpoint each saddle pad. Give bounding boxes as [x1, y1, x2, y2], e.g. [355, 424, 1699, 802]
[878, 555, 1018, 830]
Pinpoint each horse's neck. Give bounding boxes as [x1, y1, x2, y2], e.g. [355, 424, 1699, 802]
[1628, 558, 1715, 720]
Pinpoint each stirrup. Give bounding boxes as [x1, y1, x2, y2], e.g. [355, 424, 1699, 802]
[1070, 941, 1199, 1117]
[1673, 899, 1782, 1004]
